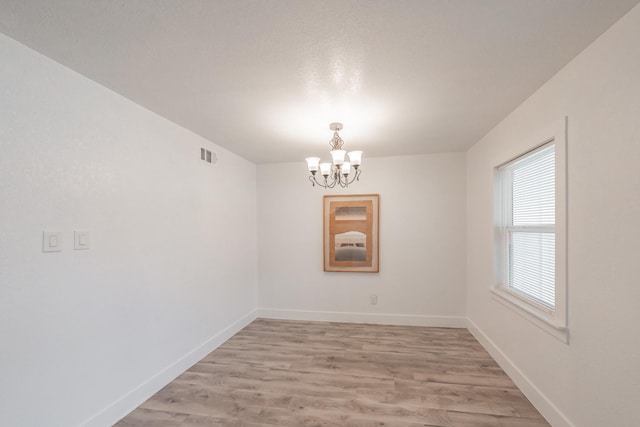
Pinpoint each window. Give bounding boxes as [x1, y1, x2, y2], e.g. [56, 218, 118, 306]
[493, 119, 567, 341]
[501, 143, 555, 307]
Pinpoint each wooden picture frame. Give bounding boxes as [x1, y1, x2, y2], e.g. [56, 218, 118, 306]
[323, 194, 379, 273]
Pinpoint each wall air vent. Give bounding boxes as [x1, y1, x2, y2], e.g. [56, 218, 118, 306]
[200, 148, 217, 165]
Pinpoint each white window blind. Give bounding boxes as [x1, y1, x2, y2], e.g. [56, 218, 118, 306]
[500, 143, 556, 309]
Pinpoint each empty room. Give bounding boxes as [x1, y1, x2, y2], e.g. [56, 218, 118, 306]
[1, 1, 639, 426]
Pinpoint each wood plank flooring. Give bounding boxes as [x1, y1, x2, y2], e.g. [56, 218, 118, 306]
[116, 319, 550, 426]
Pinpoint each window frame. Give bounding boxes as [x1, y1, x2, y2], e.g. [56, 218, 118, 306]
[492, 118, 568, 342]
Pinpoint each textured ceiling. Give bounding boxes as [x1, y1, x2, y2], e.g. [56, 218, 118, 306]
[1, 0, 638, 164]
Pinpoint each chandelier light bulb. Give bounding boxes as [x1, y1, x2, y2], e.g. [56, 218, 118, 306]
[330, 149, 346, 166]
[341, 161, 351, 175]
[348, 151, 362, 167]
[319, 162, 332, 177]
[305, 157, 320, 173]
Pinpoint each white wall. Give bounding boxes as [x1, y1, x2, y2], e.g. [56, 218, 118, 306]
[5, 3, 639, 426]
[0, 34, 257, 427]
[257, 153, 467, 326]
[466, 5, 640, 427]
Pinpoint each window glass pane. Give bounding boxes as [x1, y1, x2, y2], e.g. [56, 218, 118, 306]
[512, 146, 555, 226]
[507, 230, 555, 308]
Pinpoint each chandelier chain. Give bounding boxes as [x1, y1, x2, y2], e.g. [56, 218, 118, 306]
[329, 132, 344, 151]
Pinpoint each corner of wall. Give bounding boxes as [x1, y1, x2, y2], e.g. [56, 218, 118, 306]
[80, 310, 258, 427]
[466, 318, 574, 427]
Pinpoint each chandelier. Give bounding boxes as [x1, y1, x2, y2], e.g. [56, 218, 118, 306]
[305, 122, 363, 188]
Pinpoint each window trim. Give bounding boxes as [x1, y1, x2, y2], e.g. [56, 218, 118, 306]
[492, 118, 568, 343]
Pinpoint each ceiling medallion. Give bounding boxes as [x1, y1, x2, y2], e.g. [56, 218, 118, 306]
[305, 123, 363, 189]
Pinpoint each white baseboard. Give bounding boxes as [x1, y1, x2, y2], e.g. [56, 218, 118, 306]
[466, 318, 574, 427]
[257, 308, 467, 328]
[80, 309, 257, 427]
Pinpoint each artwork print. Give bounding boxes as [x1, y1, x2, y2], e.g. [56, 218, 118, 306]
[323, 194, 379, 273]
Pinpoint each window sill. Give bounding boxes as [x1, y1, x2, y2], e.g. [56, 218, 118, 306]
[491, 287, 569, 344]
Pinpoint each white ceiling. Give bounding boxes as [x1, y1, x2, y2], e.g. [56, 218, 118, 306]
[1, 1, 638, 164]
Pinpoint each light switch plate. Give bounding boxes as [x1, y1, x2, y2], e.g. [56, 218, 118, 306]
[74, 230, 90, 250]
[43, 231, 63, 252]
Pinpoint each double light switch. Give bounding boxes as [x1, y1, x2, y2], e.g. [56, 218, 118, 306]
[42, 230, 91, 252]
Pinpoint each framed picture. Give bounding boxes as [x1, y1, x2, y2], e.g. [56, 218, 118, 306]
[323, 194, 379, 273]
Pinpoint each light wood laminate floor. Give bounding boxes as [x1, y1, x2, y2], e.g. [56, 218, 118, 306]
[116, 319, 550, 426]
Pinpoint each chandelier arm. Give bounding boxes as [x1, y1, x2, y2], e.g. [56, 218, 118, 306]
[309, 174, 332, 189]
[350, 168, 361, 183]
[328, 166, 340, 188]
[326, 174, 338, 188]
[308, 167, 360, 188]
[339, 168, 361, 187]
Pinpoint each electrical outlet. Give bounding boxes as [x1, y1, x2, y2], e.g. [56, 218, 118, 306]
[370, 294, 378, 305]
